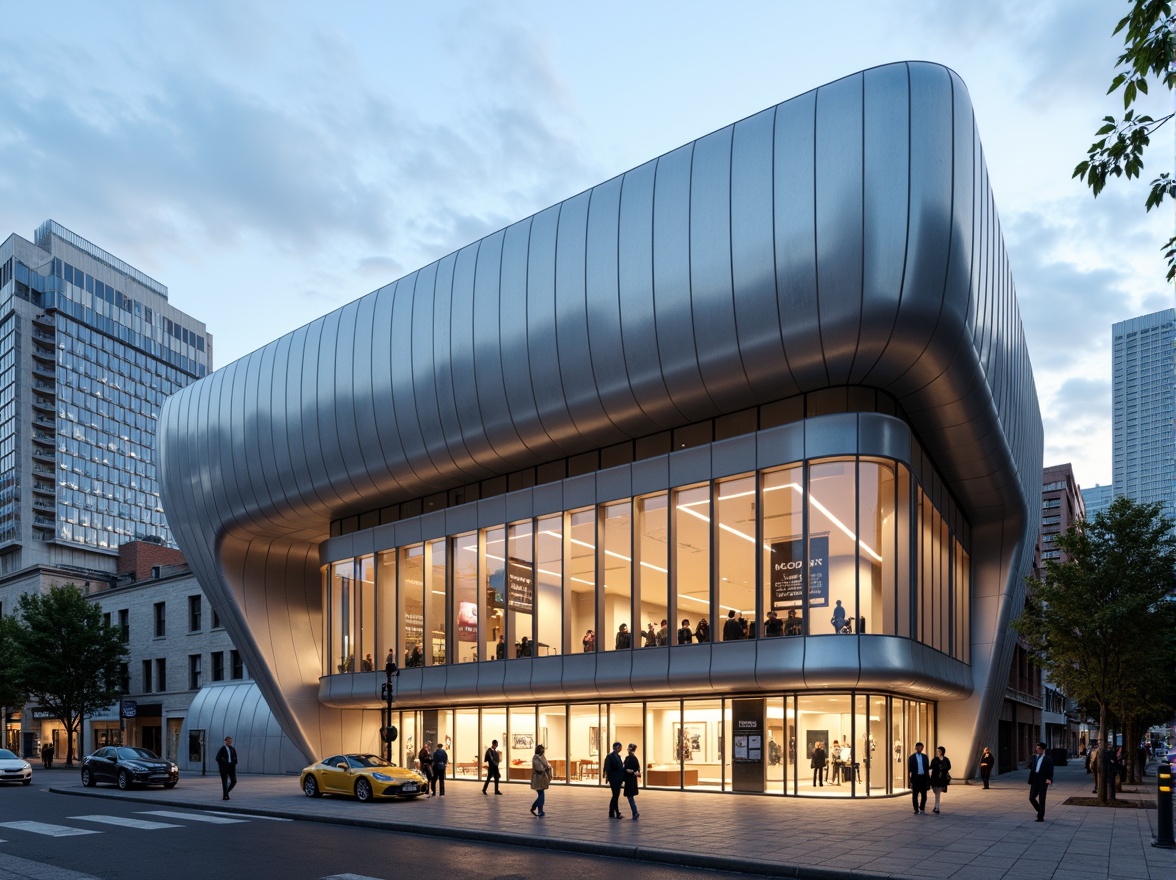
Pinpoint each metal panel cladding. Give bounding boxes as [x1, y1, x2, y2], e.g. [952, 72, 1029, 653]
[159, 61, 1043, 762]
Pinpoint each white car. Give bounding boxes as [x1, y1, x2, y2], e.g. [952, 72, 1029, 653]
[0, 748, 32, 785]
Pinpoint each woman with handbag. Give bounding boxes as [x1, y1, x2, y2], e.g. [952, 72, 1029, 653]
[623, 743, 642, 819]
[929, 746, 951, 813]
[530, 743, 552, 817]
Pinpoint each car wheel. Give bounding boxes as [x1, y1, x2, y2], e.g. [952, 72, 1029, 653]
[163, 781, 177, 789]
[81, 767, 95, 787]
[354, 777, 373, 802]
[117, 770, 131, 790]
[303, 776, 321, 798]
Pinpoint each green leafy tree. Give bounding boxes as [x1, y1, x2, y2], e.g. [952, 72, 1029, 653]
[1015, 496, 1176, 803]
[11, 584, 127, 766]
[0, 615, 29, 748]
[1073, 1, 1175, 281]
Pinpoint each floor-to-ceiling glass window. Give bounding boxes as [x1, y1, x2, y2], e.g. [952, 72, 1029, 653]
[895, 466, 912, 638]
[609, 701, 644, 776]
[453, 708, 480, 777]
[568, 508, 596, 654]
[762, 464, 804, 637]
[682, 698, 721, 789]
[399, 544, 424, 668]
[765, 696, 787, 794]
[635, 493, 668, 646]
[645, 700, 682, 786]
[602, 502, 632, 650]
[796, 694, 854, 795]
[377, 550, 397, 667]
[858, 460, 895, 638]
[484, 526, 506, 660]
[808, 460, 857, 637]
[507, 521, 534, 657]
[452, 533, 478, 663]
[716, 475, 756, 637]
[482, 707, 506, 776]
[568, 703, 602, 784]
[357, 556, 375, 671]
[955, 544, 971, 663]
[538, 704, 567, 780]
[536, 515, 562, 656]
[399, 712, 417, 770]
[673, 485, 711, 642]
[427, 539, 447, 665]
[507, 706, 536, 782]
[330, 560, 354, 673]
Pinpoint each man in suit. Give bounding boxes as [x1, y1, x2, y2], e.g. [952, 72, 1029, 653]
[215, 735, 238, 801]
[603, 741, 626, 819]
[431, 741, 448, 796]
[1028, 741, 1054, 821]
[908, 741, 931, 814]
[482, 739, 502, 794]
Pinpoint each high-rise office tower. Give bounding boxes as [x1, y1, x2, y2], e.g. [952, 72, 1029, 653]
[0, 221, 211, 576]
[1111, 309, 1176, 525]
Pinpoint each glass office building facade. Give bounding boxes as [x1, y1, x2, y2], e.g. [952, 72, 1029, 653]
[160, 62, 1043, 796]
[0, 221, 210, 570]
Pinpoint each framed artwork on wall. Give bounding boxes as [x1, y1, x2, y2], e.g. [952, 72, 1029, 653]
[588, 726, 600, 756]
[673, 722, 707, 762]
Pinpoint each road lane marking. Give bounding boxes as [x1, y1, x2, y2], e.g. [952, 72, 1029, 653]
[205, 810, 291, 821]
[0, 821, 99, 837]
[138, 810, 249, 824]
[69, 815, 182, 830]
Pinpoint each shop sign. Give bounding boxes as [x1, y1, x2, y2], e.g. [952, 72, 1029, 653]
[769, 534, 829, 609]
[120, 700, 137, 719]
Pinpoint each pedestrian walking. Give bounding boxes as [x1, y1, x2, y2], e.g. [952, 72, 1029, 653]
[1089, 742, 1101, 794]
[431, 741, 448, 796]
[1028, 741, 1054, 822]
[929, 746, 951, 813]
[623, 743, 642, 819]
[41, 742, 54, 769]
[418, 742, 434, 797]
[482, 738, 502, 794]
[907, 742, 930, 814]
[215, 735, 238, 800]
[603, 741, 625, 818]
[979, 746, 994, 789]
[529, 744, 551, 817]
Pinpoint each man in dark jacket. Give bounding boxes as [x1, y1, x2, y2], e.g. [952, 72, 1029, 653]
[603, 741, 626, 819]
[1028, 741, 1054, 822]
[482, 739, 502, 795]
[907, 742, 930, 813]
[431, 742, 449, 796]
[215, 735, 238, 800]
[722, 609, 743, 641]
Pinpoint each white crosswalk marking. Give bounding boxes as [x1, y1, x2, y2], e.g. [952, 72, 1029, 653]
[0, 821, 99, 837]
[321, 875, 388, 880]
[69, 815, 181, 830]
[138, 810, 248, 824]
[206, 810, 290, 821]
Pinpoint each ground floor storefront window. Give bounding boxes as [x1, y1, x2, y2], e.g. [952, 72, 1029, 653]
[389, 692, 932, 797]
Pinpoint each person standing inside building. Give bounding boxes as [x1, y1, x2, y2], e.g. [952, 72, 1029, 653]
[603, 741, 625, 819]
[623, 743, 642, 819]
[723, 609, 743, 641]
[1028, 741, 1053, 822]
[677, 619, 693, 644]
[810, 741, 826, 787]
[765, 610, 784, 637]
[979, 746, 995, 789]
[695, 617, 710, 643]
[615, 624, 631, 650]
[929, 746, 951, 814]
[431, 740, 448, 796]
[482, 739, 502, 795]
[908, 742, 930, 814]
[582, 630, 595, 653]
[831, 599, 847, 633]
[215, 736, 238, 801]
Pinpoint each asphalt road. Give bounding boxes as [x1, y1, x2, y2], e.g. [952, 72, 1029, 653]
[0, 785, 745, 880]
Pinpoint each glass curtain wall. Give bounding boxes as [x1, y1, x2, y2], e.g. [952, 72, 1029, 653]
[761, 465, 804, 637]
[568, 509, 596, 653]
[536, 515, 563, 656]
[357, 556, 375, 671]
[635, 494, 668, 646]
[399, 544, 424, 668]
[454, 708, 479, 777]
[507, 521, 533, 657]
[568, 703, 602, 783]
[377, 550, 397, 667]
[427, 539, 446, 665]
[453, 533, 478, 663]
[538, 704, 568, 780]
[673, 485, 711, 642]
[484, 526, 505, 660]
[716, 476, 755, 637]
[602, 502, 632, 650]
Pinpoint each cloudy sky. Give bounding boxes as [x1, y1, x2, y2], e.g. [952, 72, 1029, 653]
[1, 0, 1171, 489]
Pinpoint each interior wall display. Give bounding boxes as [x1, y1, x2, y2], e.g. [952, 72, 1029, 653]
[807, 729, 829, 760]
[511, 733, 534, 750]
[507, 557, 534, 613]
[769, 534, 829, 609]
[673, 722, 707, 763]
[588, 726, 600, 756]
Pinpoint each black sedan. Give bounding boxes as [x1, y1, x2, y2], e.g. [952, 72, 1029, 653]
[81, 746, 179, 790]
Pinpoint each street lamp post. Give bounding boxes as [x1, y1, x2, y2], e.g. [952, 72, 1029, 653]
[381, 653, 398, 763]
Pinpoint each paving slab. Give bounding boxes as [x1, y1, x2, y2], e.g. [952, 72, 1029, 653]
[34, 760, 1175, 880]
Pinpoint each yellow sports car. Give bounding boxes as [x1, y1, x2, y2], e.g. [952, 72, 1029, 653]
[300, 753, 427, 802]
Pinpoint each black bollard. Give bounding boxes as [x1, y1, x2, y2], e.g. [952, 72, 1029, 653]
[1154, 761, 1174, 849]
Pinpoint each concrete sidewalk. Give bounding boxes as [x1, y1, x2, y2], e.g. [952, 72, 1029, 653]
[43, 761, 1175, 880]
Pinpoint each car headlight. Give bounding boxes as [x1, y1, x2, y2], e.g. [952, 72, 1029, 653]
[371, 772, 393, 782]
[124, 763, 147, 772]
[21, 763, 30, 771]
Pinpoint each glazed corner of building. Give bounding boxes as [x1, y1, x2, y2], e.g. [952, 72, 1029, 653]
[157, 61, 1044, 781]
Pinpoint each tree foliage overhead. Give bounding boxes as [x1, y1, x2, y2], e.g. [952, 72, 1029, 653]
[9, 584, 127, 765]
[1073, 1, 1175, 281]
[1016, 496, 1176, 801]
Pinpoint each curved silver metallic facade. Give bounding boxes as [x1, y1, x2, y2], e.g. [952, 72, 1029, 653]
[159, 62, 1043, 768]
